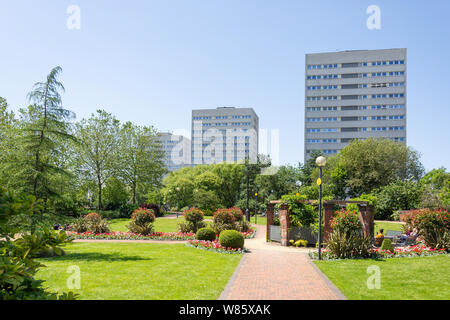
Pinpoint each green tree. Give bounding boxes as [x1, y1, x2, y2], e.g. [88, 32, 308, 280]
[375, 180, 423, 220]
[330, 138, 424, 195]
[75, 110, 120, 210]
[119, 122, 166, 204]
[13, 67, 76, 203]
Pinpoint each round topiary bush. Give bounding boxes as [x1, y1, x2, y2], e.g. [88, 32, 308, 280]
[219, 230, 244, 249]
[196, 228, 216, 241]
[380, 238, 394, 252]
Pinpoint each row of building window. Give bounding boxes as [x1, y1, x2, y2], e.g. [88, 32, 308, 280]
[307, 71, 405, 80]
[307, 82, 404, 90]
[193, 115, 252, 121]
[307, 115, 404, 122]
[306, 134, 405, 144]
[306, 93, 404, 101]
[200, 122, 252, 127]
[306, 104, 405, 112]
[307, 60, 404, 71]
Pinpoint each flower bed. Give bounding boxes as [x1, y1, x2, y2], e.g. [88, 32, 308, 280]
[67, 229, 255, 241]
[309, 244, 448, 260]
[242, 229, 256, 239]
[67, 231, 195, 241]
[186, 240, 245, 254]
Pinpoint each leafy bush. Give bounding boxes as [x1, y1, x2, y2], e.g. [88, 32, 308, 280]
[0, 187, 77, 300]
[178, 208, 206, 233]
[196, 228, 216, 241]
[83, 212, 110, 234]
[71, 213, 110, 234]
[326, 230, 372, 259]
[374, 180, 423, 220]
[139, 203, 162, 217]
[219, 230, 244, 249]
[290, 239, 308, 247]
[84, 212, 101, 221]
[380, 239, 394, 252]
[127, 208, 155, 235]
[118, 204, 139, 218]
[71, 218, 87, 233]
[211, 208, 240, 234]
[13, 229, 70, 258]
[279, 194, 316, 227]
[407, 208, 450, 251]
[103, 177, 129, 210]
[331, 209, 362, 236]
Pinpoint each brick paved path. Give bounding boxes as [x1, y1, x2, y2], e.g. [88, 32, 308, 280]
[219, 225, 345, 300]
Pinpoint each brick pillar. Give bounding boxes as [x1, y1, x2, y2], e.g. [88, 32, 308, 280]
[279, 204, 290, 246]
[358, 204, 374, 238]
[323, 202, 335, 242]
[266, 203, 275, 242]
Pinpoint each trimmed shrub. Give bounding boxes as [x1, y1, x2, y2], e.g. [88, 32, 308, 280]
[219, 230, 245, 249]
[178, 208, 206, 233]
[408, 208, 450, 251]
[212, 208, 238, 234]
[196, 228, 217, 241]
[127, 208, 155, 235]
[380, 238, 394, 252]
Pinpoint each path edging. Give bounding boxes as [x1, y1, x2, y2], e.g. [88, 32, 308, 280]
[306, 257, 347, 300]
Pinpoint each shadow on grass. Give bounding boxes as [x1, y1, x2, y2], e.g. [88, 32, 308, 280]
[39, 251, 151, 262]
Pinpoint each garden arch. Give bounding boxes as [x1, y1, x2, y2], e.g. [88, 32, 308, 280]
[266, 200, 374, 246]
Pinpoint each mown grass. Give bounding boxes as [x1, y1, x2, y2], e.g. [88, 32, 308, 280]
[108, 217, 193, 233]
[314, 255, 450, 300]
[374, 221, 405, 236]
[36, 242, 241, 300]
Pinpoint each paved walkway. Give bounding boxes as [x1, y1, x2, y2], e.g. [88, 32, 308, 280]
[219, 225, 345, 300]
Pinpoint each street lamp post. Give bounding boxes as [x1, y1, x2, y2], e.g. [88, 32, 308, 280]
[245, 156, 250, 222]
[254, 192, 258, 225]
[296, 180, 302, 193]
[315, 156, 327, 260]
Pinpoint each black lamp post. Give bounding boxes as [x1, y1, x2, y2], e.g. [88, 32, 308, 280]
[316, 156, 327, 260]
[254, 192, 258, 225]
[245, 156, 250, 222]
[296, 180, 302, 194]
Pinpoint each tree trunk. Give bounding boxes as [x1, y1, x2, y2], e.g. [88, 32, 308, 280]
[98, 176, 102, 210]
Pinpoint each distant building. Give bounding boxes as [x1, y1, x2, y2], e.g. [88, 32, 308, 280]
[158, 132, 191, 172]
[304, 48, 407, 161]
[191, 107, 259, 165]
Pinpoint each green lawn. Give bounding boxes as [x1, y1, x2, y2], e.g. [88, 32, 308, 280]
[36, 242, 241, 300]
[315, 255, 450, 300]
[109, 217, 199, 233]
[374, 221, 405, 236]
[250, 215, 267, 226]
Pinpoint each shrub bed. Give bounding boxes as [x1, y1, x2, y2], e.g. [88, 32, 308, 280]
[186, 240, 245, 254]
[407, 208, 450, 251]
[67, 231, 195, 241]
[310, 244, 448, 260]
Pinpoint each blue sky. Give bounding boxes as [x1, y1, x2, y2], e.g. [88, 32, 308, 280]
[1, 0, 449, 171]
